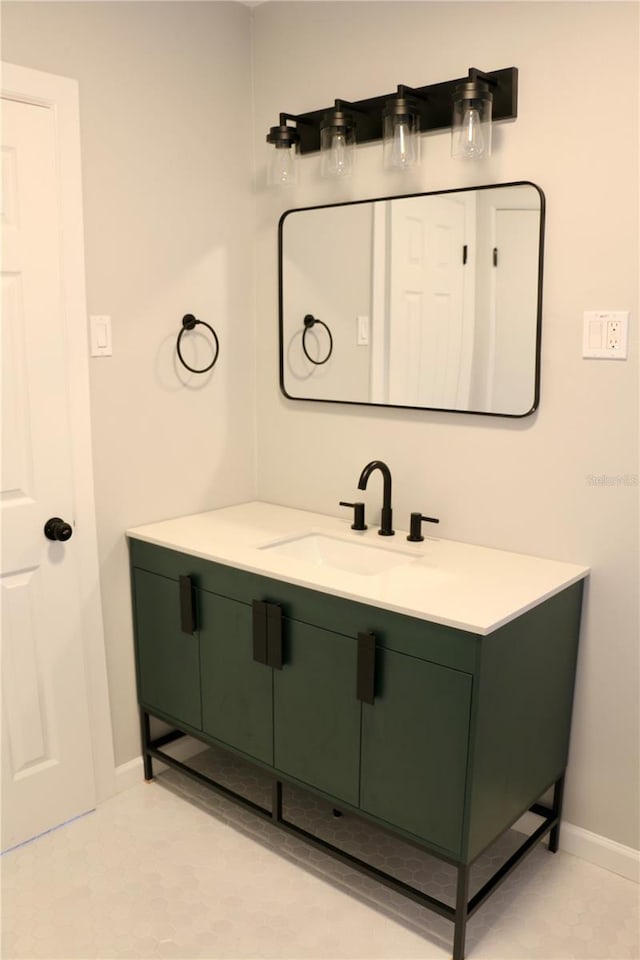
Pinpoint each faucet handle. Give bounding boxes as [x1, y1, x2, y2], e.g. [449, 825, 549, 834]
[407, 512, 440, 542]
[339, 501, 367, 531]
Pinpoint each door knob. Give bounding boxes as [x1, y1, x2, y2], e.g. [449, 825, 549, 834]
[44, 517, 73, 542]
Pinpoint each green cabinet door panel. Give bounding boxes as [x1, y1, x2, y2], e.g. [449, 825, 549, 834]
[360, 649, 472, 856]
[274, 620, 361, 806]
[199, 591, 273, 765]
[133, 569, 202, 730]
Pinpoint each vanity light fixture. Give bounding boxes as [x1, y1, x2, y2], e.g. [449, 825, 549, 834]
[266, 67, 517, 185]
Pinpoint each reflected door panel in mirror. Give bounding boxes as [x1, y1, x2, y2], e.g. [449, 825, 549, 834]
[279, 181, 544, 417]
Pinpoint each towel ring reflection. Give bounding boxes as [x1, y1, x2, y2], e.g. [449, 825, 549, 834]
[176, 313, 220, 374]
[302, 314, 333, 365]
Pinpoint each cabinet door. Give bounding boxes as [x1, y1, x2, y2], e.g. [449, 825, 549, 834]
[200, 592, 273, 765]
[133, 569, 202, 730]
[360, 649, 472, 855]
[274, 620, 360, 806]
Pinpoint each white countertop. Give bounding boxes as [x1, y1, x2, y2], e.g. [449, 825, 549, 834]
[127, 501, 589, 635]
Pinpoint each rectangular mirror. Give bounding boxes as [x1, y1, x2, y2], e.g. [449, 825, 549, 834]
[279, 181, 544, 417]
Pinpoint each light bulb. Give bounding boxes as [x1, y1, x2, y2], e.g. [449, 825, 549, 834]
[461, 106, 485, 157]
[329, 132, 349, 177]
[451, 78, 492, 160]
[382, 94, 420, 171]
[320, 130, 354, 179]
[320, 107, 356, 179]
[390, 120, 418, 168]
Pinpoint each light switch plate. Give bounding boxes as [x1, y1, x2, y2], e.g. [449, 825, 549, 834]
[90, 315, 112, 357]
[582, 311, 629, 359]
[357, 315, 370, 346]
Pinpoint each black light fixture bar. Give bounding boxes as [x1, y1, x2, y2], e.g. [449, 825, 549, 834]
[277, 67, 517, 155]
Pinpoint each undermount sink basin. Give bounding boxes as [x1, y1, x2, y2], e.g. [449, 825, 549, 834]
[258, 533, 419, 576]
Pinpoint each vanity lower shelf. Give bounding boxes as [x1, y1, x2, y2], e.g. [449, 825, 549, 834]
[128, 533, 584, 960]
[141, 713, 564, 960]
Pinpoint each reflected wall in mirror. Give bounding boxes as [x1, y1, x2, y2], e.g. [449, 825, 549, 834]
[279, 181, 544, 417]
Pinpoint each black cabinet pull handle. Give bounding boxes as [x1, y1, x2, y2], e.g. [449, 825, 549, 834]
[357, 632, 376, 704]
[252, 600, 268, 664]
[179, 575, 195, 635]
[253, 600, 283, 668]
[268, 604, 283, 670]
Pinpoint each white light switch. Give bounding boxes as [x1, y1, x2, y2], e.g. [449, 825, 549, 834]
[357, 315, 370, 346]
[90, 315, 112, 357]
[582, 311, 629, 359]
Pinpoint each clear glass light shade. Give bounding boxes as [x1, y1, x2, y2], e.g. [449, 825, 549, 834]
[269, 144, 299, 186]
[383, 105, 420, 170]
[451, 88, 492, 159]
[320, 122, 355, 179]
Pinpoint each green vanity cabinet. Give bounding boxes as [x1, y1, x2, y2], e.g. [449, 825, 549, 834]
[130, 535, 583, 861]
[128, 504, 586, 960]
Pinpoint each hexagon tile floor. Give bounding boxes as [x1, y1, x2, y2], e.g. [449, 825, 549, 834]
[2, 744, 638, 960]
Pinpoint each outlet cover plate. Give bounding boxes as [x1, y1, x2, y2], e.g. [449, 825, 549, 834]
[582, 311, 629, 359]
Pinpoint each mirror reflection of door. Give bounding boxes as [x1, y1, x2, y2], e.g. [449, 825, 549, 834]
[378, 196, 474, 409]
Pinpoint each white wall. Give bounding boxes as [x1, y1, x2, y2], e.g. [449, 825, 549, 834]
[2, 1, 257, 767]
[252, 2, 639, 851]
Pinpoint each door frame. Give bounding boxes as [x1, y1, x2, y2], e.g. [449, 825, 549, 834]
[2, 62, 115, 803]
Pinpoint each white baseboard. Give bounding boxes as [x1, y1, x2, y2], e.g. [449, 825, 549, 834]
[514, 812, 639, 883]
[114, 736, 210, 794]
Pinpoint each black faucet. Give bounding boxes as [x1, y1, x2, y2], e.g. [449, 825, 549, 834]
[358, 460, 394, 536]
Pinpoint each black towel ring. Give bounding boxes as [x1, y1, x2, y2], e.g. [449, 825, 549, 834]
[302, 314, 333, 365]
[176, 313, 220, 374]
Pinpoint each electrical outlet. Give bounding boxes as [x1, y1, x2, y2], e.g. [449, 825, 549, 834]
[607, 319, 621, 351]
[583, 311, 629, 359]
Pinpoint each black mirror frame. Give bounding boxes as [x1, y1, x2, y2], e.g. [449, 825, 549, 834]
[278, 180, 545, 419]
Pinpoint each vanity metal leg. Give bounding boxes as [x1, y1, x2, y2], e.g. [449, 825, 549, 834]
[453, 864, 470, 960]
[140, 711, 154, 781]
[548, 774, 565, 853]
[272, 779, 283, 823]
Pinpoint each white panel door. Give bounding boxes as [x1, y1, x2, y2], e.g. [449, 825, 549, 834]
[387, 196, 469, 408]
[1, 94, 96, 850]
